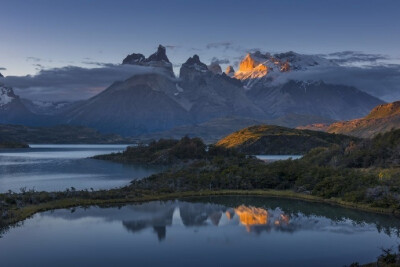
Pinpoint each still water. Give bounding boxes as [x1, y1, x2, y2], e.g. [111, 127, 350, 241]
[1, 196, 399, 267]
[256, 155, 302, 161]
[0, 144, 162, 193]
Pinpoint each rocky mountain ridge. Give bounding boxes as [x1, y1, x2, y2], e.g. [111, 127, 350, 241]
[298, 101, 400, 138]
[0, 45, 386, 138]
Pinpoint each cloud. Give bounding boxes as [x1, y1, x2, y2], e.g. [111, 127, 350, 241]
[273, 64, 400, 102]
[0, 67, 6, 71]
[81, 61, 115, 67]
[3, 64, 167, 101]
[321, 51, 389, 66]
[164, 45, 180, 50]
[26, 56, 42, 62]
[210, 57, 230, 65]
[206, 41, 233, 50]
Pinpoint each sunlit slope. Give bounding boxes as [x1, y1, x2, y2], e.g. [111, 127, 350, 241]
[216, 125, 357, 154]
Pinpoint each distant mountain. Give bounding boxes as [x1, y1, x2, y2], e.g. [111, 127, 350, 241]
[142, 115, 335, 144]
[302, 101, 400, 138]
[140, 117, 265, 144]
[0, 124, 134, 144]
[216, 124, 358, 155]
[0, 46, 386, 139]
[21, 99, 77, 115]
[0, 72, 3, 78]
[64, 72, 191, 136]
[234, 51, 337, 89]
[122, 44, 173, 74]
[177, 55, 265, 123]
[64, 52, 266, 136]
[0, 84, 39, 125]
[246, 80, 383, 121]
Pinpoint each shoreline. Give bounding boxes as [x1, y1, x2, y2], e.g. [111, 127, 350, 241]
[2, 189, 399, 232]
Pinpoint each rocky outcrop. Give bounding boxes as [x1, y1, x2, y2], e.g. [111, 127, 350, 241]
[122, 45, 173, 74]
[225, 66, 235, 76]
[146, 45, 170, 63]
[320, 101, 400, 138]
[122, 53, 145, 64]
[207, 62, 222, 74]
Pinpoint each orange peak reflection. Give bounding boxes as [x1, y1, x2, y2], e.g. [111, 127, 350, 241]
[234, 205, 268, 231]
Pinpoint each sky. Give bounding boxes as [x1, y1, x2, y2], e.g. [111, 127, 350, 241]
[0, 0, 399, 101]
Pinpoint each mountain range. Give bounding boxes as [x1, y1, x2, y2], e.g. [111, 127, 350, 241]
[0, 45, 387, 139]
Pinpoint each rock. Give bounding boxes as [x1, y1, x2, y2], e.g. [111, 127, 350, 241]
[145, 45, 170, 63]
[179, 55, 209, 80]
[122, 53, 145, 64]
[207, 62, 222, 74]
[225, 66, 235, 76]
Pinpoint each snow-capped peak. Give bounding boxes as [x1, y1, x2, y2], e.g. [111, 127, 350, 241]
[233, 51, 337, 88]
[0, 85, 16, 107]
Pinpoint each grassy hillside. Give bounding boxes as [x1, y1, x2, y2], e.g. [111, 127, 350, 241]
[216, 124, 358, 154]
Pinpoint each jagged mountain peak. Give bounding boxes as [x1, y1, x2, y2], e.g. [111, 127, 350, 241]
[234, 50, 336, 86]
[146, 44, 170, 63]
[225, 66, 235, 76]
[183, 55, 207, 69]
[122, 44, 170, 65]
[122, 44, 173, 75]
[122, 53, 145, 64]
[0, 72, 3, 78]
[179, 55, 209, 79]
[207, 62, 222, 74]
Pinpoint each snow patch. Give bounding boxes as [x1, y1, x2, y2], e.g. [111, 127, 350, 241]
[0, 86, 15, 106]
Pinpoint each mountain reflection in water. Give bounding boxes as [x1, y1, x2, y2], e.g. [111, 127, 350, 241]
[36, 197, 400, 242]
[2, 196, 400, 267]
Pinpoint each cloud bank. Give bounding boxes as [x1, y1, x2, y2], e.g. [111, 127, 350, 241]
[273, 64, 400, 102]
[3, 64, 165, 101]
[2, 49, 400, 103]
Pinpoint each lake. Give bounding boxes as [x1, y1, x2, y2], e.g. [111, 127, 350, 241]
[1, 196, 399, 267]
[255, 155, 302, 161]
[0, 144, 162, 193]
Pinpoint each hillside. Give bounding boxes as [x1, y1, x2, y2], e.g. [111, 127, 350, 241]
[0, 124, 134, 144]
[216, 125, 358, 155]
[303, 128, 400, 168]
[141, 115, 334, 144]
[94, 136, 236, 165]
[300, 101, 400, 138]
[0, 142, 29, 149]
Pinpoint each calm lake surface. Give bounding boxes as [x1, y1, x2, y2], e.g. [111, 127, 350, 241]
[256, 155, 302, 161]
[1, 196, 399, 267]
[0, 144, 162, 193]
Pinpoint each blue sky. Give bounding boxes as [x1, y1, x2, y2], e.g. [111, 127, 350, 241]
[1, 0, 400, 76]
